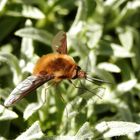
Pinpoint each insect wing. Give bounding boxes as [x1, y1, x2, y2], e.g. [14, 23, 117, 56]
[52, 31, 67, 54]
[4, 75, 53, 107]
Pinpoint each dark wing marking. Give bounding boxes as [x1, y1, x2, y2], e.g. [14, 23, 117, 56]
[52, 31, 67, 54]
[4, 74, 54, 107]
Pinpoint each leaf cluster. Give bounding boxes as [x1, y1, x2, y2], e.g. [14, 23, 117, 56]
[0, 0, 140, 139]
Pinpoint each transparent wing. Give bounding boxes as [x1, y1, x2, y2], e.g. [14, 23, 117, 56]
[4, 74, 54, 107]
[52, 31, 67, 54]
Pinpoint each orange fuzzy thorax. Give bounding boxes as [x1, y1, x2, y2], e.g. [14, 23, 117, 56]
[33, 53, 78, 81]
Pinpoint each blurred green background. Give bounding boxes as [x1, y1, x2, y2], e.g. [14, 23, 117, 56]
[0, 0, 140, 139]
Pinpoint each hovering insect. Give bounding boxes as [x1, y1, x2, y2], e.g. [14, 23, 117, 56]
[4, 31, 107, 107]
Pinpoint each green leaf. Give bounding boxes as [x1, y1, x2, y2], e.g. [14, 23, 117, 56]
[87, 24, 103, 49]
[42, 136, 76, 140]
[80, 86, 105, 102]
[116, 59, 134, 81]
[15, 121, 44, 140]
[0, 17, 20, 42]
[6, 4, 45, 19]
[97, 41, 134, 58]
[70, 0, 86, 30]
[21, 34, 34, 59]
[109, 43, 134, 58]
[117, 79, 137, 92]
[0, 0, 7, 11]
[23, 102, 42, 120]
[0, 136, 6, 140]
[126, 0, 140, 10]
[0, 52, 21, 85]
[97, 62, 121, 73]
[15, 27, 53, 46]
[0, 105, 18, 120]
[96, 121, 140, 138]
[20, 20, 34, 60]
[117, 27, 133, 50]
[93, 68, 115, 84]
[76, 122, 93, 139]
[43, 122, 93, 140]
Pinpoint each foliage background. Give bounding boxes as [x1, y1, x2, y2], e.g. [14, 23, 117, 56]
[0, 0, 140, 139]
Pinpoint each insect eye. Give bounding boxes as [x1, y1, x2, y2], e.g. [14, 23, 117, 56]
[77, 66, 81, 70]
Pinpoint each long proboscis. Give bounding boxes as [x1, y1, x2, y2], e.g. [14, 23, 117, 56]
[86, 75, 112, 85]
